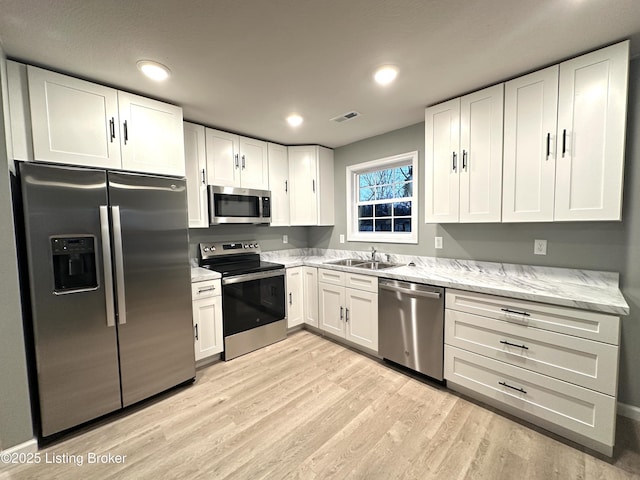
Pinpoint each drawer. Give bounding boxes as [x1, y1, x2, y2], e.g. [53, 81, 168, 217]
[446, 289, 620, 344]
[444, 346, 616, 449]
[445, 309, 619, 395]
[191, 279, 221, 300]
[345, 273, 378, 293]
[318, 268, 345, 286]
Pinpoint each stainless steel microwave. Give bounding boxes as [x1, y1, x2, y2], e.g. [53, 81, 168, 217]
[208, 186, 271, 224]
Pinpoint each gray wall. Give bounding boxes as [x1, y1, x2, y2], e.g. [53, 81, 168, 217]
[309, 57, 640, 409]
[0, 46, 33, 450]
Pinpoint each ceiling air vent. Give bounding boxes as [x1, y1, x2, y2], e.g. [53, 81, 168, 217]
[330, 111, 361, 123]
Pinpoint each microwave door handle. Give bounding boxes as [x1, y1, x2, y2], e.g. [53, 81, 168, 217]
[111, 206, 127, 325]
[99, 206, 116, 327]
[258, 196, 263, 218]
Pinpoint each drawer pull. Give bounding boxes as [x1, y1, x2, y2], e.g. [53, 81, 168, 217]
[499, 381, 527, 394]
[500, 340, 529, 350]
[198, 286, 216, 293]
[501, 308, 530, 317]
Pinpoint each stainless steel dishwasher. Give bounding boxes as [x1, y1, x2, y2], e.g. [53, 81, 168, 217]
[378, 279, 445, 380]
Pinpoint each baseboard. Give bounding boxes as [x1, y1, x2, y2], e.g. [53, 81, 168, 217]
[618, 402, 640, 421]
[1, 438, 38, 455]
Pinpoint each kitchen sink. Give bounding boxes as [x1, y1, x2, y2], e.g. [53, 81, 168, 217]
[324, 258, 367, 267]
[323, 258, 400, 270]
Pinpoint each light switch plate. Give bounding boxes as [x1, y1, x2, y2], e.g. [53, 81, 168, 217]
[534, 239, 547, 255]
[283, 234, 288, 244]
[435, 236, 443, 249]
[339, 234, 345, 244]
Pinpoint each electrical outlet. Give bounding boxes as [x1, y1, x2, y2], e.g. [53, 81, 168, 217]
[339, 234, 345, 244]
[283, 234, 288, 244]
[435, 236, 443, 249]
[534, 239, 547, 255]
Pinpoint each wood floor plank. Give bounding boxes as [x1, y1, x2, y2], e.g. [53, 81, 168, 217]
[1, 330, 639, 480]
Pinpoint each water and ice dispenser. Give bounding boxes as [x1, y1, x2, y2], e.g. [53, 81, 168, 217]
[50, 236, 98, 293]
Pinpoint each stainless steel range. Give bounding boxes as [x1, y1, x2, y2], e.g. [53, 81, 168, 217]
[198, 241, 286, 360]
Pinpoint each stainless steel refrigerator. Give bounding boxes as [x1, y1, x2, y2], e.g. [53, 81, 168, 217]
[18, 162, 195, 437]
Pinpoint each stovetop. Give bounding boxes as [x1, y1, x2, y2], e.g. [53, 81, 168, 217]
[198, 241, 284, 277]
[200, 258, 284, 277]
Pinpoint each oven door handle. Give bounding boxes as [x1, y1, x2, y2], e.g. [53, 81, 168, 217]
[222, 269, 285, 285]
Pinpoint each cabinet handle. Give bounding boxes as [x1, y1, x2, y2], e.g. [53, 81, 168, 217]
[340, 306, 344, 320]
[499, 381, 527, 394]
[123, 120, 129, 144]
[198, 286, 216, 293]
[109, 118, 116, 142]
[462, 150, 468, 170]
[235, 154, 239, 169]
[500, 340, 529, 350]
[500, 308, 530, 317]
[201, 169, 206, 185]
[289, 292, 292, 305]
[195, 324, 199, 340]
[545, 133, 551, 160]
[562, 129, 567, 158]
[241, 155, 246, 169]
[345, 308, 349, 322]
[312, 179, 316, 193]
[452, 152, 457, 172]
[285, 180, 288, 193]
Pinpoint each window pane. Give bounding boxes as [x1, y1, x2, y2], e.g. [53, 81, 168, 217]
[359, 187, 375, 202]
[358, 219, 373, 231]
[393, 201, 411, 216]
[358, 205, 373, 218]
[394, 218, 411, 232]
[375, 219, 392, 231]
[375, 185, 394, 200]
[394, 165, 413, 182]
[395, 182, 412, 198]
[374, 203, 391, 217]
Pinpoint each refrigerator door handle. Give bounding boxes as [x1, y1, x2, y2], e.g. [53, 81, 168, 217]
[99, 206, 116, 327]
[111, 206, 127, 325]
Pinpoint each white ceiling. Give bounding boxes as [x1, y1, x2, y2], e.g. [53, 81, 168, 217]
[1, 0, 640, 149]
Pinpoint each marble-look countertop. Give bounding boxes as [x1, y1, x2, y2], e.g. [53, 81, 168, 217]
[261, 249, 629, 316]
[191, 267, 221, 282]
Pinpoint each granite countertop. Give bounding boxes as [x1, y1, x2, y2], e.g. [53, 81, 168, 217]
[191, 267, 221, 282]
[260, 250, 629, 316]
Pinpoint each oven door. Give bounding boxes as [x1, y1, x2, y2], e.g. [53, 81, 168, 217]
[221, 270, 286, 336]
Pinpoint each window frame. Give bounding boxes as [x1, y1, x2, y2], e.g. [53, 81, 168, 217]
[346, 151, 419, 244]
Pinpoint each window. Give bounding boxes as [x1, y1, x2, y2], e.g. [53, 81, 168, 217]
[346, 151, 418, 244]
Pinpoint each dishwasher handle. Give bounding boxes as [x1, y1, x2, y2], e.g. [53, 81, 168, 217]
[379, 282, 442, 299]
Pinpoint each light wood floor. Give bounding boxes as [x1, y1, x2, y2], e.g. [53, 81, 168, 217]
[2, 330, 640, 479]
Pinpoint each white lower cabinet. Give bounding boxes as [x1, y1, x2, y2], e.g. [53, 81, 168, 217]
[318, 269, 378, 352]
[285, 266, 318, 329]
[303, 267, 319, 327]
[191, 279, 223, 362]
[444, 289, 620, 456]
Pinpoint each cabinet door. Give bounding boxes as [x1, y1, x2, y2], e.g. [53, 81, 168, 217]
[345, 289, 378, 352]
[286, 267, 304, 328]
[503, 66, 558, 222]
[459, 84, 504, 223]
[118, 91, 185, 176]
[555, 41, 629, 221]
[425, 98, 460, 223]
[318, 283, 345, 337]
[303, 267, 318, 327]
[206, 128, 240, 187]
[288, 146, 318, 225]
[184, 122, 208, 228]
[193, 295, 223, 361]
[268, 143, 290, 226]
[317, 146, 335, 225]
[239, 136, 269, 189]
[27, 65, 121, 169]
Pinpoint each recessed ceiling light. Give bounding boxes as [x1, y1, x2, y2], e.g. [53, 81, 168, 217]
[137, 60, 171, 81]
[287, 114, 303, 127]
[374, 65, 398, 86]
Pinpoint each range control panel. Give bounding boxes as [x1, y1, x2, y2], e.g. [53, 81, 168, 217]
[199, 241, 261, 259]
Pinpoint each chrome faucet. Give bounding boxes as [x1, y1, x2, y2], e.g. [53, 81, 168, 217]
[371, 246, 377, 261]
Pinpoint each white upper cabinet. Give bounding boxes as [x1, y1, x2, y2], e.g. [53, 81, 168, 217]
[20, 65, 185, 175]
[555, 41, 629, 221]
[27, 65, 122, 169]
[425, 98, 461, 223]
[268, 142, 290, 226]
[184, 122, 208, 228]
[502, 66, 559, 222]
[425, 84, 503, 223]
[288, 145, 334, 226]
[118, 92, 185, 176]
[205, 128, 268, 190]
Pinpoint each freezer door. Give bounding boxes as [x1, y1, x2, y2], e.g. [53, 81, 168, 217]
[108, 172, 195, 406]
[19, 162, 121, 437]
